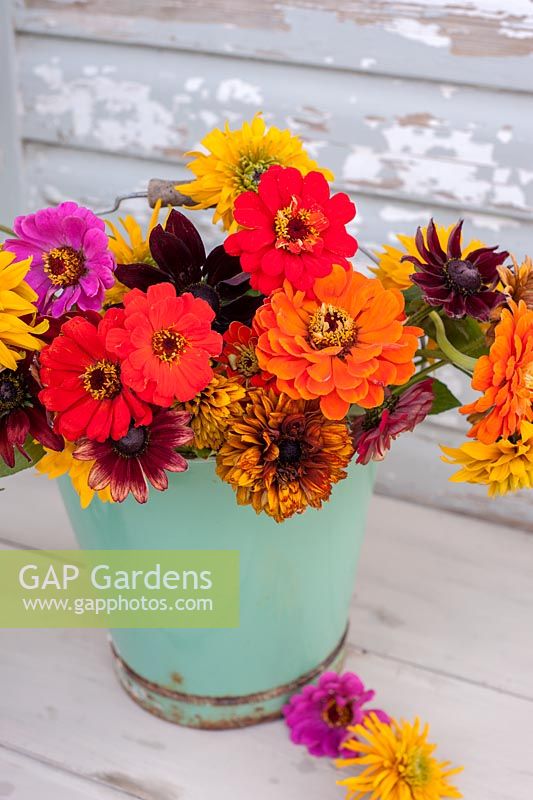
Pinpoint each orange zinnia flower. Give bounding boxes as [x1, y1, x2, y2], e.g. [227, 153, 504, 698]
[461, 300, 533, 443]
[254, 264, 422, 420]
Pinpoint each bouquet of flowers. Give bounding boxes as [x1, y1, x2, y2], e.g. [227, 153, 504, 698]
[1, 115, 531, 518]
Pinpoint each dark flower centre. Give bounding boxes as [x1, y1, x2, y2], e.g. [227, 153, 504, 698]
[112, 425, 150, 458]
[277, 437, 302, 465]
[152, 328, 188, 363]
[43, 246, 85, 287]
[0, 372, 26, 415]
[82, 360, 121, 400]
[321, 697, 353, 728]
[275, 198, 328, 254]
[445, 258, 482, 295]
[309, 303, 357, 352]
[187, 282, 221, 315]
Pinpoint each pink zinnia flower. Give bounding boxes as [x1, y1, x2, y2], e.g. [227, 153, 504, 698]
[5, 202, 115, 317]
[283, 671, 389, 758]
[351, 379, 435, 465]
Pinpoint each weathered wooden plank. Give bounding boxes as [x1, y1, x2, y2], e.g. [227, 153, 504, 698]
[23, 139, 533, 264]
[1, 626, 531, 798]
[0, 746, 142, 800]
[17, 34, 533, 220]
[14, 0, 533, 93]
[0, 1, 24, 221]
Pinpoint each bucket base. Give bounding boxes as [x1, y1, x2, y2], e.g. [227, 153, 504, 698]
[110, 628, 348, 729]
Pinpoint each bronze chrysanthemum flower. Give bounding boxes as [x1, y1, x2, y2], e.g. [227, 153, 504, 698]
[216, 389, 354, 522]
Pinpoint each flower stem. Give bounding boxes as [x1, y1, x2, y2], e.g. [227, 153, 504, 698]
[0, 224, 15, 237]
[429, 311, 478, 374]
[358, 244, 380, 266]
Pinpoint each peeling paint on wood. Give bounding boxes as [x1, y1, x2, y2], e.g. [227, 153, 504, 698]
[15, 0, 533, 91]
[17, 35, 533, 221]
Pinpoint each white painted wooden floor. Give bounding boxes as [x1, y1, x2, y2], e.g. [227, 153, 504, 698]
[0, 471, 532, 800]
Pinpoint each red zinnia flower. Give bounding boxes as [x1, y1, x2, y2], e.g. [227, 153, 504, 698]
[219, 321, 272, 388]
[105, 282, 223, 407]
[74, 409, 193, 504]
[350, 379, 435, 464]
[223, 166, 357, 294]
[39, 311, 152, 443]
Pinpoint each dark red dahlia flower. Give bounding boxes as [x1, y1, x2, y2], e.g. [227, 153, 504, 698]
[401, 219, 507, 320]
[350, 379, 435, 465]
[0, 357, 63, 467]
[223, 166, 357, 294]
[39, 310, 152, 443]
[115, 209, 262, 332]
[74, 409, 194, 503]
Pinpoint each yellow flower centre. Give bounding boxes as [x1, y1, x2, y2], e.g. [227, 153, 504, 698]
[396, 747, 432, 788]
[151, 328, 187, 363]
[274, 196, 328, 254]
[229, 345, 259, 377]
[234, 154, 277, 193]
[82, 360, 121, 400]
[321, 697, 352, 728]
[308, 303, 357, 351]
[43, 246, 85, 287]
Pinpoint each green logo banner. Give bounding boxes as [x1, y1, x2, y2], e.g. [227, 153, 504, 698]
[0, 550, 239, 628]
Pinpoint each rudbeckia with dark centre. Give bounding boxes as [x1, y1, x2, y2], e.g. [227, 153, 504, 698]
[114, 209, 263, 333]
[0, 357, 63, 468]
[74, 409, 194, 504]
[401, 219, 508, 320]
[216, 389, 354, 522]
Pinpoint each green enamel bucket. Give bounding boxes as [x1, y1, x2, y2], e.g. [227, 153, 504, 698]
[59, 458, 375, 729]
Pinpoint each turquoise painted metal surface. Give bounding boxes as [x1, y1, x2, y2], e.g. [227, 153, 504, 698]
[59, 458, 376, 728]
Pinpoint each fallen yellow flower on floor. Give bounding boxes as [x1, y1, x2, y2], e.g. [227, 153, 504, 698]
[36, 441, 113, 509]
[336, 713, 462, 800]
[441, 421, 533, 496]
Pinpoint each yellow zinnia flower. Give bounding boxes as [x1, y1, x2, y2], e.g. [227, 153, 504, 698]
[336, 713, 463, 800]
[36, 441, 113, 509]
[372, 224, 483, 291]
[0, 250, 48, 370]
[441, 421, 533, 497]
[185, 373, 245, 451]
[105, 200, 163, 306]
[180, 114, 334, 232]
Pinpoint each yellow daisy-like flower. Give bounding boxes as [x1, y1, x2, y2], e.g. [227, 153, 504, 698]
[336, 714, 463, 800]
[180, 114, 334, 232]
[184, 373, 245, 451]
[498, 255, 533, 309]
[441, 421, 533, 497]
[371, 224, 483, 291]
[36, 441, 113, 509]
[105, 200, 163, 306]
[0, 250, 48, 370]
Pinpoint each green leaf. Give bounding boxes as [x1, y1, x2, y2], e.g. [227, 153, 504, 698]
[429, 379, 462, 415]
[442, 316, 489, 359]
[0, 437, 45, 479]
[403, 285, 424, 317]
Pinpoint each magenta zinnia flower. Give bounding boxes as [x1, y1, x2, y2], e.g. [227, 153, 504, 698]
[5, 202, 115, 317]
[283, 671, 389, 758]
[401, 219, 507, 320]
[351, 379, 435, 465]
[74, 409, 194, 504]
